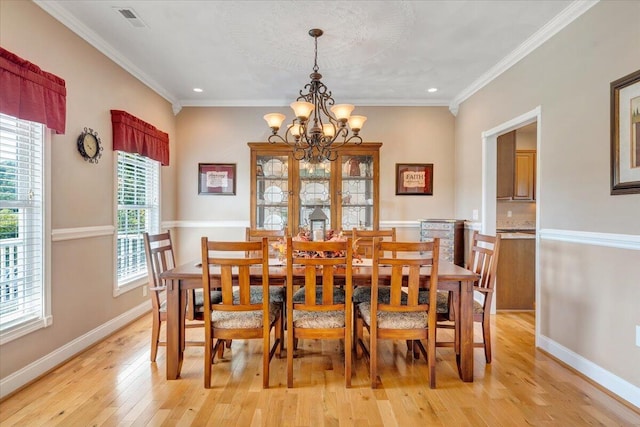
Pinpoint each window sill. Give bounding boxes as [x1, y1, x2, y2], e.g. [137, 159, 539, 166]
[0, 315, 53, 345]
[114, 276, 147, 297]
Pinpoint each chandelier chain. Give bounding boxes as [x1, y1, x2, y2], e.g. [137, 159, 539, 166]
[313, 33, 319, 73]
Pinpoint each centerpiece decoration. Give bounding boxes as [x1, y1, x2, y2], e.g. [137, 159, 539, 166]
[271, 230, 362, 262]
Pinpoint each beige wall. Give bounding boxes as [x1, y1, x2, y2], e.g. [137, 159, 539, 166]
[0, 1, 177, 378]
[174, 106, 456, 262]
[454, 0, 640, 389]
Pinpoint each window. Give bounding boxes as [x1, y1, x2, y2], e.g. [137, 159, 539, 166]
[116, 152, 159, 293]
[0, 113, 50, 342]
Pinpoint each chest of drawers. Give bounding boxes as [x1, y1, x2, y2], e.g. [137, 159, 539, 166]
[419, 219, 464, 266]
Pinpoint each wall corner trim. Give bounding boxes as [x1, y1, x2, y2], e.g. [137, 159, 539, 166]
[0, 301, 150, 399]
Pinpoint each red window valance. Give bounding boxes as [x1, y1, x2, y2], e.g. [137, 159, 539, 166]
[111, 110, 169, 166]
[0, 46, 67, 134]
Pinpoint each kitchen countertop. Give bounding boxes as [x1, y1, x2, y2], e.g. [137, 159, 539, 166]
[498, 232, 535, 239]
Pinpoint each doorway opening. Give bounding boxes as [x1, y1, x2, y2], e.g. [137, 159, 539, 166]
[481, 106, 541, 345]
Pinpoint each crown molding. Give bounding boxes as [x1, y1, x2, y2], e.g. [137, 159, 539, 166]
[179, 98, 450, 108]
[33, 0, 179, 109]
[448, 0, 600, 113]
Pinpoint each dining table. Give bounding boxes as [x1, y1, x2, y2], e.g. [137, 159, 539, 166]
[159, 259, 480, 382]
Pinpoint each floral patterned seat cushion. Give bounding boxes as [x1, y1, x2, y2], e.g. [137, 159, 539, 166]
[352, 286, 392, 304]
[418, 290, 452, 314]
[354, 288, 449, 314]
[357, 302, 428, 329]
[192, 289, 223, 313]
[232, 286, 286, 304]
[473, 300, 484, 314]
[292, 286, 346, 304]
[210, 303, 279, 329]
[292, 309, 345, 329]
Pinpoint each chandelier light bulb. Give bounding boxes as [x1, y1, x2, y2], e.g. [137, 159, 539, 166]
[290, 101, 314, 121]
[264, 113, 286, 131]
[330, 104, 355, 122]
[288, 123, 302, 138]
[322, 123, 336, 138]
[348, 115, 367, 133]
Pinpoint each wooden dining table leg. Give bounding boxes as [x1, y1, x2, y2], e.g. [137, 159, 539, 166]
[457, 280, 474, 382]
[166, 278, 184, 380]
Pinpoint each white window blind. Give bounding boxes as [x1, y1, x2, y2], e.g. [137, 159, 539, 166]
[116, 151, 159, 287]
[0, 113, 45, 334]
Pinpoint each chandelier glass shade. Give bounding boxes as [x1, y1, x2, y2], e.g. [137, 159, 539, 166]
[264, 29, 366, 162]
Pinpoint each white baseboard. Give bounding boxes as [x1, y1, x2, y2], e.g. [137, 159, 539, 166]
[0, 301, 150, 399]
[538, 334, 640, 409]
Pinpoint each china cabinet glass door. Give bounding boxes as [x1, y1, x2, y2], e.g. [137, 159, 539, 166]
[339, 154, 375, 230]
[249, 142, 381, 234]
[298, 160, 332, 232]
[255, 153, 290, 231]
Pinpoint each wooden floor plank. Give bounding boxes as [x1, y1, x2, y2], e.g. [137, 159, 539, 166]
[1, 312, 638, 426]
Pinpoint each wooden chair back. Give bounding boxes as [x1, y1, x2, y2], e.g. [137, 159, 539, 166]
[285, 237, 353, 387]
[466, 231, 501, 312]
[200, 237, 282, 388]
[143, 231, 175, 316]
[245, 227, 286, 258]
[352, 228, 396, 258]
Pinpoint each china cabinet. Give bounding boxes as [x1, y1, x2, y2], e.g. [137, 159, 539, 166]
[248, 142, 381, 234]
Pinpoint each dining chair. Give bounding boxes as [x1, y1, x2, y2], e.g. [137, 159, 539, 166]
[351, 227, 396, 258]
[351, 228, 397, 305]
[354, 238, 440, 389]
[436, 231, 501, 363]
[245, 227, 287, 257]
[201, 237, 283, 388]
[143, 231, 220, 362]
[285, 237, 354, 388]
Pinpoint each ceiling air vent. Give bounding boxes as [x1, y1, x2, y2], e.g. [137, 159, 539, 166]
[113, 7, 147, 28]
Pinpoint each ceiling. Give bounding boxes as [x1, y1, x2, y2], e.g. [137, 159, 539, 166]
[35, 1, 589, 113]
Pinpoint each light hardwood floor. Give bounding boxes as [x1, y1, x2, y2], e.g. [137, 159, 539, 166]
[1, 312, 638, 426]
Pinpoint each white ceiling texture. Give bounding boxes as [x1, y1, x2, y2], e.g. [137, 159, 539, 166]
[34, 1, 597, 114]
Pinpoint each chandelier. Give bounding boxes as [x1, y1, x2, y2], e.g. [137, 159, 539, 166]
[263, 29, 367, 163]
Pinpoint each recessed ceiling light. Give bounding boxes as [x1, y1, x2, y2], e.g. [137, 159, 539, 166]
[427, 87, 438, 93]
[193, 88, 203, 93]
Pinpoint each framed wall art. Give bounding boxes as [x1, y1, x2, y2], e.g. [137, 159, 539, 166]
[198, 163, 236, 195]
[395, 163, 433, 195]
[610, 69, 640, 195]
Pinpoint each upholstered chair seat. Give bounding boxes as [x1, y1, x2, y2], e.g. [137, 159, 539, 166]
[357, 302, 428, 329]
[210, 303, 280, 329]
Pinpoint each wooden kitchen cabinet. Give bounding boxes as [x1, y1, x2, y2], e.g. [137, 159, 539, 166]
[496, 237, 535, 310]
[248, 142, 381, 233]
[497, 131, 516, 199]
[514, 150, 536, 200]
[497, 130, 536, 201]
